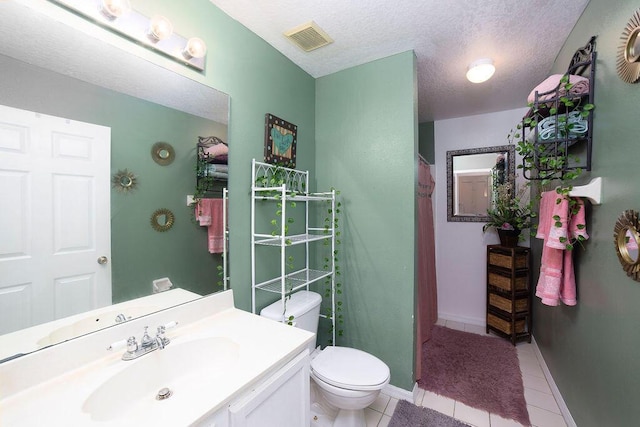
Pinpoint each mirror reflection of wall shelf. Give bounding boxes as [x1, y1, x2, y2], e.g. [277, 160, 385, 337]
[617, 9, 640, 83]
[614, 210, 640, 281]
[150, 208, 175, 232]
[447, 145, 515, 222]
[196, 136, 229, 199]
[48, 0, 208, 71]
[112, 169, 138, 193]
[151, 141, 175, 166]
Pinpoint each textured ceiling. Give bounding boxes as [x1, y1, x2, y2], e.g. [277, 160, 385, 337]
[0, 2, 228, 124]
[210, 0, 590, 122]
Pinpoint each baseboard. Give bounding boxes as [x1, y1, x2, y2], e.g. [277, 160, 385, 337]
[382, 383, 413, 402]
[531, 336, 577, 427]
[437, 311, 484, 327]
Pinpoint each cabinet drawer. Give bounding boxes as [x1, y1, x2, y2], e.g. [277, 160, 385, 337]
[489, 293, 528, 314]
[488, 271, 528, 292]
[488, 251, 528, 269]
[487, 313, 526, 335]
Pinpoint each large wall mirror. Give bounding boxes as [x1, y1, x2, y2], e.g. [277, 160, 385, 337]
[446, 145, 515, 222]
[0, 2, 229, 361]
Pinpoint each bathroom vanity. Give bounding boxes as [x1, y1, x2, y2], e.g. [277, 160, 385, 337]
[0, 290, 314, 426]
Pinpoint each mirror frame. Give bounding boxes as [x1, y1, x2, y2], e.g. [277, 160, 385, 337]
[446, 145, 515, 222]
[150, 208, 176, 232]
[151, 141, 176, 166]
[614, 209, 640, 281]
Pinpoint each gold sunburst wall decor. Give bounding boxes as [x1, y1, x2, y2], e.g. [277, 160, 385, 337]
[112, 169, 138, 193]
[617, 9, 640, 83]
[614, 209, 640, 281]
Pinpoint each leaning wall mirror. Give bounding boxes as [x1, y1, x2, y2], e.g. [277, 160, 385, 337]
[614, 209, 640, 281]
[0, 2, 229, 362]
[446, 145, 515, 222]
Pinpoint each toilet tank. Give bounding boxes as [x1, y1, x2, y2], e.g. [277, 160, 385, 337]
[260, 291, 322, 345]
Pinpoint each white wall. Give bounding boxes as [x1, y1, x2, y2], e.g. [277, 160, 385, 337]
[434, 108, 528, 325]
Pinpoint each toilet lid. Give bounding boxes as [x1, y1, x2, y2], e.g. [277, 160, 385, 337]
[311, 346, 390, 390]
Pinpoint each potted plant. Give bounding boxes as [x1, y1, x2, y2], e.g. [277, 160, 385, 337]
[483, 181, 535, 247]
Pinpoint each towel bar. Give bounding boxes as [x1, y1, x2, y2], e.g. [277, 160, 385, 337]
[568, 177, 602, 205]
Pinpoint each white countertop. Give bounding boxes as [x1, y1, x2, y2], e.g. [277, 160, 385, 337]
[0, 288, 201, 362]
[0, 290, 314, 426]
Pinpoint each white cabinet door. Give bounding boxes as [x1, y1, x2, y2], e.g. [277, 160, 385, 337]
[229, 350, 310, 427]
[193, 407, 229, 427]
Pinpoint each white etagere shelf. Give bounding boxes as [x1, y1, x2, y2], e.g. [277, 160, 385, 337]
[251, 159, 336, 345]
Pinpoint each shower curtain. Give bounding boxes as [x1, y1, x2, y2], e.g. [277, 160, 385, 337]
[415, 156, 438, 381]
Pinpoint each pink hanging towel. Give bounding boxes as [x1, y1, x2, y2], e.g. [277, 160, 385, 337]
[535, 192, 588, 306]
[196, 199, 225, 253]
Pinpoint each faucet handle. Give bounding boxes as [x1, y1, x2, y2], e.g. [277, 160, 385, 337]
[163, 320, 178, 329]
[107, 339, 127, 351]
[126, 336, 138, 353]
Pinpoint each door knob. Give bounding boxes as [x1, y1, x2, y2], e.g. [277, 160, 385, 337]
[97, 256, 109, 265]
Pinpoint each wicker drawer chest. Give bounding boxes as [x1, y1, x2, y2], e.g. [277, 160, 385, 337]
[486, 245, 532, 345]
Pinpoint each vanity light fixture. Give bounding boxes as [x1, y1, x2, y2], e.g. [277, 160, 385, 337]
[48, 0, 207, 71]
[466, 58, 496, 83]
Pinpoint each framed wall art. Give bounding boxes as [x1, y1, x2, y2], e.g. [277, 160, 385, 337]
[264, 113, 297, 168]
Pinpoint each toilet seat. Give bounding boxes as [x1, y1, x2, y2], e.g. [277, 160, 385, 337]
[311, 346, 390, 391]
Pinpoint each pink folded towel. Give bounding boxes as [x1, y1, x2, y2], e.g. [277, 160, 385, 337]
[527, 74, 590, 104]
[196, 198, 225, 253]
[535, 192, 588, 306]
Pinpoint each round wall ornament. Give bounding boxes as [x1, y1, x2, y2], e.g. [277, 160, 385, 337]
[614, 209, 640, 281]
[151, 141, 175, 166]
[112, 169, 138, 193]
[150, 208, 175, 232]
[617, 9, 640, 83]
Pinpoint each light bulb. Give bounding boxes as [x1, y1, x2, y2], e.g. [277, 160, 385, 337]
[99, 0, 131, 20]
[466, 58, 496, 83]
[148, 15, 173, 42]
[183, 37, 207, 59]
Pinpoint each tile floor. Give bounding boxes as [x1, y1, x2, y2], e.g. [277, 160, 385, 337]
[363, 319, 568, 427]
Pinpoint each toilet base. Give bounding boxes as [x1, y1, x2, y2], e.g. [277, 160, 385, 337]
[310, 382, 369, 427]
[333, 409, 366, 427]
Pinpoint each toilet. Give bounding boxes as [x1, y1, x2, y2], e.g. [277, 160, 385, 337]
[260, 291, 390, 427]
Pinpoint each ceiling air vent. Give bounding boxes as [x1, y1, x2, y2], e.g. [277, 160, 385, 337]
[284, 21, 333, 52]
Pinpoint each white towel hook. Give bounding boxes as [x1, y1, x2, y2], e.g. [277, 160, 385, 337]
[568, 177, 602, 205]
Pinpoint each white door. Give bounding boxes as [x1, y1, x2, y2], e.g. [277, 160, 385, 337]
[0, 105, 111, 335]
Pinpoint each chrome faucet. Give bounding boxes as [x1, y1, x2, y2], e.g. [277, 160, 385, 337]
[108, 321, 177, 361]
[114, 313, 129, 323]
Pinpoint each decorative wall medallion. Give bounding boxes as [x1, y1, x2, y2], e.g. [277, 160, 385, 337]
[150, 208, 175, 232]
[112, 169, 138, 193]
[614, 209, 640, 281]
[264, 113, 297, 168]
[617, 9, 640, 83]
[151, 141, 175, 165]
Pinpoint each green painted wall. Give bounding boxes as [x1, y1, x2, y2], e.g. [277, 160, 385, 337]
[128, 0, 317, 312]
[0, 54, 224, 302]
[315, 51, 418, 390]
[532, 1, 640, 425]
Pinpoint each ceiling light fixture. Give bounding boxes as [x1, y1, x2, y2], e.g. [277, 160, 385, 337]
[466, 58, 496, 83]
[48, 0, 207, 71]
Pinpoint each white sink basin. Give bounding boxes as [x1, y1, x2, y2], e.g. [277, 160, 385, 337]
[36, 307, 159, 347]
[82, 336, 240, 422]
